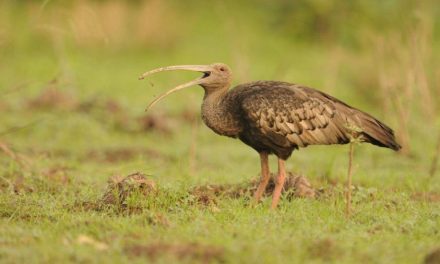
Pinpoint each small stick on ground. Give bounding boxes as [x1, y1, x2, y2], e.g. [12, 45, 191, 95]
[346, 142, 354, 217]
[429, 132, 440, 178]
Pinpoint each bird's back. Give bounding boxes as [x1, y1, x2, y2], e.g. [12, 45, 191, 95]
[225, 81, 400, 159]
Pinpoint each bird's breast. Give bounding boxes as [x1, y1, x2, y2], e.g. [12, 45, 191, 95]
[201, 100, 242, 138]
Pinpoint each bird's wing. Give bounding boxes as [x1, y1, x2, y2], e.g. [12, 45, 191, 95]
[240, 81, 351, 148]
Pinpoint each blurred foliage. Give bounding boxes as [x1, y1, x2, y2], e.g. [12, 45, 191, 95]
[1, 0, 440, 49]
[263, 0, 440, 45]
[0, 0, 439, 155]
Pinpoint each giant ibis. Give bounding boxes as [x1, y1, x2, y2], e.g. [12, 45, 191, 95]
[139, 63, 400, 209]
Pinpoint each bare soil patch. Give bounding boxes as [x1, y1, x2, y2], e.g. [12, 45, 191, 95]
[25, 83, 177, 134]
[124, 242, 224, 263]
[137, 113, 175, 134]
[308, 238, 341, 261]
[411, 192, 440, 203]
[85, 148, 167, 163]
[26, 81, 77, 111]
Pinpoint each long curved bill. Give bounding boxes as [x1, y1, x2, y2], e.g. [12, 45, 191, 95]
[138, 64, 213, 112]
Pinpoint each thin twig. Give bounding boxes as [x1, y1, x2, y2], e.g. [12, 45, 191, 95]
[346, 142, 354, 218]
[430, 132, 440, 178]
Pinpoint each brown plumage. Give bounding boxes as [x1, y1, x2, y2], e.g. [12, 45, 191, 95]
[139, 63, 400, 209]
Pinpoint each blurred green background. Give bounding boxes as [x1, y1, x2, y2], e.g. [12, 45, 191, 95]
[1, 0, 439, 156]
[1, 1, 440, 263]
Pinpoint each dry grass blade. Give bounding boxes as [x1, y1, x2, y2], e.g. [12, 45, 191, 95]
[346, 142, 354, 217]
[76, 235, 108, 251]
[0, 142, 31, 169]
[0, 142, 16, 159]
[429, 132, 440, 178]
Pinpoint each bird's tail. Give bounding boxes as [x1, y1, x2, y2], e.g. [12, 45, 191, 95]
[358, 114, 401, 151]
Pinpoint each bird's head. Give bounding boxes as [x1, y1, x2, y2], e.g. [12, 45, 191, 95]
[139, 63, 232, 111]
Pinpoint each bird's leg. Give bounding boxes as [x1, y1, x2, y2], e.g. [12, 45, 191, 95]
[253, 152, 270, 204]
[271, 158, 287, 209]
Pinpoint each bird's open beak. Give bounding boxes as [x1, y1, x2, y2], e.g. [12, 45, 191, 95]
[138, 65, 213, 112]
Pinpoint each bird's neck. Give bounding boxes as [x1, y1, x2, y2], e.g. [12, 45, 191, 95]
[201, 88, 241, 137]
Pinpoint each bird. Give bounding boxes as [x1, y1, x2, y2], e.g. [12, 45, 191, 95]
[138, 63, 401, 209]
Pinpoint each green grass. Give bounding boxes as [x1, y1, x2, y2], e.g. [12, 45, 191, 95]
[1, 1, 440, 263]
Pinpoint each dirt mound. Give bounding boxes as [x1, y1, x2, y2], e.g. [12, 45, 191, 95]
[101, 172, 156, 207]
[26, 81, 77, 111]
[258, 172, 316, 198]
[78, 172, 315, 213]
[125, 242, 224, 263]
[190, 172, 315, 206]
[137, 113, 175, 134]
[308, 238, 341, 261]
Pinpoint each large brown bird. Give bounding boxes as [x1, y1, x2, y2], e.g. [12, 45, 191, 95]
[139, 63, 400, 208]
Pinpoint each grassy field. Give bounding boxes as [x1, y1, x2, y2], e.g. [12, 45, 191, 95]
[1, 1, 440, 263]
